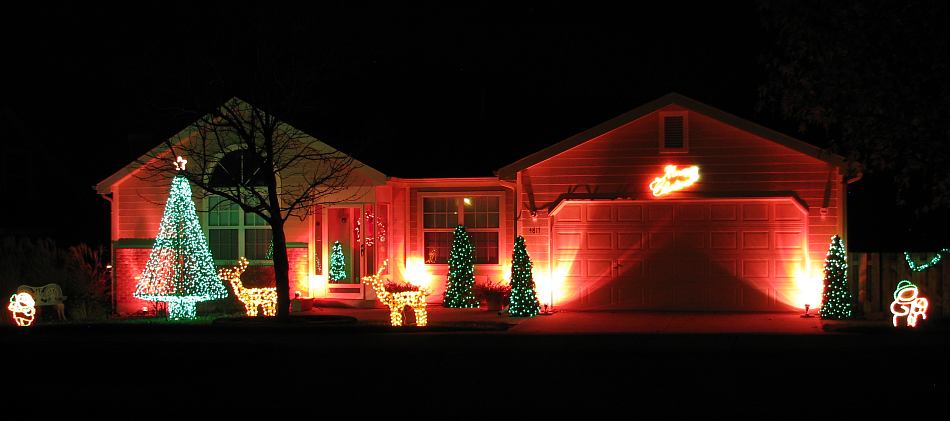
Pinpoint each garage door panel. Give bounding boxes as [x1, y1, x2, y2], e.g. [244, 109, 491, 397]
[675, 231, 706, 249]
[647, 286, 676, 307]
[616, 205, 643, 221]
[742, 259, 770, 278]
[676, 284, 707, 307]
[617, 258, 644, 278]
[675, 204, 706, 222]
[616, 287, 645, 306]
[710, 204, 738, 221]
[710, 258, 738, 278]
[710, 231, 738, 249]
[775, 259, 802, 280]
[675, 257, 707, 278]
[617, 232, 643, 249]
[586, 232, 613, 250]
[742, 231, 770, 249]
[648, 204, 674, 222]
[741, 286, 772, 309]
[647, 257, 676, 279]
[649, 232, 674, 249]
[586, 205, 613, 222]
[556, 232, 582, 250]
[586, 259, 612, 277]
[742, 204, 770, 221]
[775, 231, 803, 249]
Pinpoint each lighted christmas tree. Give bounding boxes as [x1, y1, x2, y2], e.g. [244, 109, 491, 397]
[134, 157, 229, 320]
[444, 225, 479, 308]
[508, 235, 540, 317]
[819, 235, 853, 319]
[329, 240, 346, 282]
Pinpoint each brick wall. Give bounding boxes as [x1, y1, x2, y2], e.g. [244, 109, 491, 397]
[114, 248, 153, 315]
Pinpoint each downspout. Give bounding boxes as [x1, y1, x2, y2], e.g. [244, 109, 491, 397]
[97, 189, 116, 315]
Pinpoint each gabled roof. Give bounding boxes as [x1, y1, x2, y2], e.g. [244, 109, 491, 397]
[96, 97, 387, 194]
[495, 92, 848, 179]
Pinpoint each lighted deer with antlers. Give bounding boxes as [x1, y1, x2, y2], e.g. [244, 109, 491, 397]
[362, 259, 429, 326]
[220, 257, 278, 317]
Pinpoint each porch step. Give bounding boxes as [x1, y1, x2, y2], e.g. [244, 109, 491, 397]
[310, 298, 381, 309]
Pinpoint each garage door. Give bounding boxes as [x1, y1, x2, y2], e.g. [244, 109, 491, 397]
[552, 199, 807, 311]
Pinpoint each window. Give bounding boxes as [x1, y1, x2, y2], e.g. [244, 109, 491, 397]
[422, 195, 501, 265]
[205, 150, 272, 263]
[659, 112, 688, 153]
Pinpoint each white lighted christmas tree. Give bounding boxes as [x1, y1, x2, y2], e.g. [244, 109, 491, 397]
[134, 156, 229, 320]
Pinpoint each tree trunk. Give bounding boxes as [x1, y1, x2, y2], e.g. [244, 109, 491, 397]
[272, 217, 291, 320]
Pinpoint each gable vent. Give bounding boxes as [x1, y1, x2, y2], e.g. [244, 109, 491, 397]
[663, 115, 685, 149]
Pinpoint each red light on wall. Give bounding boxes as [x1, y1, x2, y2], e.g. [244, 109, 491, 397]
[649, 165, 700, 197]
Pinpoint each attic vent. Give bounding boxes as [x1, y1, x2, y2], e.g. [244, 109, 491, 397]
[659, 112, 688, 152]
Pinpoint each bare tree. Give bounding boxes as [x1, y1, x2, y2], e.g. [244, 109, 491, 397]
[136, 97, 364, 319]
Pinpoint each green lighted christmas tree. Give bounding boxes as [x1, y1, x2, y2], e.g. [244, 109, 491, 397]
[444, 225, 479, 308]
[134, 157, 229, 320]
[508, 235, 540, 317]
[819, 235, 853, 319]
[329, 240, 346, 282]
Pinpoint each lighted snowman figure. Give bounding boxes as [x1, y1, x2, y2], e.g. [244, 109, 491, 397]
[7, 293, 36, 327]
[890, 280, 929, 328]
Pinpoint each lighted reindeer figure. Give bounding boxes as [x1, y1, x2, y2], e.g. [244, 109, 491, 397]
[362, 259, 429, 326]
[220, 257, 278, 317]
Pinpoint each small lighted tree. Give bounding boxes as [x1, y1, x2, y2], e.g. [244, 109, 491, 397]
[819, 235, 853, 319]
[134, 157, 229, 320]
[329, 241, 346, 282]
[444, 225, 478, 308]
[508, 236, 540, 317]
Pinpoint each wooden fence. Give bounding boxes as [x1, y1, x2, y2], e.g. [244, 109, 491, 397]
[849, 252, 949, 319]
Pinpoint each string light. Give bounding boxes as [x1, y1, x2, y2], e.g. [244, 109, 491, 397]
[362, 260, 429, 326]
[329, 241, 346, 282]
[134, 163, 229, 320]
[819, 235, 853, 319]
[221, 257, 277, 317]
[354, 207, 386, 247]
[904, 248, 950, 272]
[443, 225, 479, 308]
[7, 293, 36, 327]
[649, 165, 700, 197]
[508, 236, 541, 317]
[890, 280, 929, 328]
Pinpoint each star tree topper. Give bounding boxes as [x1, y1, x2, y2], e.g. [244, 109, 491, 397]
[174, 156, 188, 171]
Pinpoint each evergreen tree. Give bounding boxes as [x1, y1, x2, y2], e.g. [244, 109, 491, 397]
[329, 240, 346, 282]
[444, 225, 479, 308]
[134, 162, 229, 320]
[820, 235, 853, 319]
[508, 236, 540, 317]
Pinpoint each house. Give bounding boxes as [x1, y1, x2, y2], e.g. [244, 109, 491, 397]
[98, 93, 853, 315]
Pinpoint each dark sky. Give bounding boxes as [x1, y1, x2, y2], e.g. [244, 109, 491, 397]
[0, 2, 941, 251]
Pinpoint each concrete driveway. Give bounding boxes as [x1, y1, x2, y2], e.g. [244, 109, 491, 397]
[510, 310, 825, 334]
[305, 306, 825, 334]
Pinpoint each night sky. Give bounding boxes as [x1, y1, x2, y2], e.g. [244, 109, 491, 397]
[0, 3, 943, 251]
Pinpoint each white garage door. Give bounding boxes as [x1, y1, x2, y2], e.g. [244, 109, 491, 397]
[552, 199, 808, 311]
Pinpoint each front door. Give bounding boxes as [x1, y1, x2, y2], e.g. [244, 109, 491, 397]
[321, 204, 389, 299]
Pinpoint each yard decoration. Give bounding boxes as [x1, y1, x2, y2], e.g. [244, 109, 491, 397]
[904, 248, 950, 272]
[7, 293, 36, 327]
[508, 236, 541, 317]
[443, 225, 479, 308]
[221, 257, 277, 317]
[329, 241, 346, 282]
[362, 260, 429, 326]
[819, 235, 853, 319]
[649, 165, 700, 197]
[890, 280, 929, 328]
[134, 156, 229, 320]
